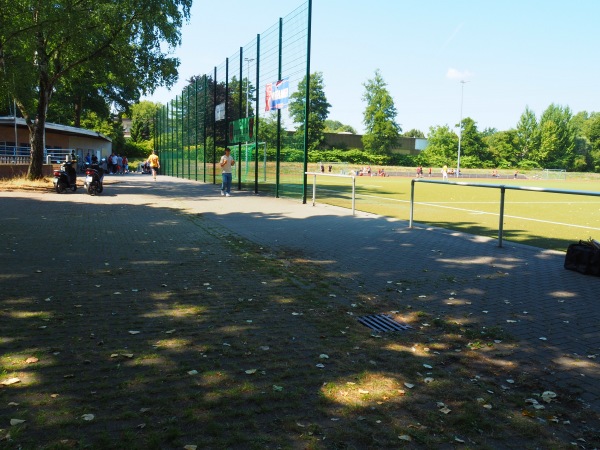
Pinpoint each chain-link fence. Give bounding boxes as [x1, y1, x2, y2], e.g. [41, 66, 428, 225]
[155, 0, 312, 201]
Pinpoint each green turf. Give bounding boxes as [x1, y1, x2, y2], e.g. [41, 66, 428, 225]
[306, 176, 600, 251]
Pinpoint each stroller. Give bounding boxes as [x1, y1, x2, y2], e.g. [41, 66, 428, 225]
[139, 161, 152, 174]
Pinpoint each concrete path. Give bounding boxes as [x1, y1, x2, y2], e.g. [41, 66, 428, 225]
[2, 173, 599, 413]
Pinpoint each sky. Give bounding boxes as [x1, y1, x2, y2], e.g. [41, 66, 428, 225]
[144, 0, 600, 136]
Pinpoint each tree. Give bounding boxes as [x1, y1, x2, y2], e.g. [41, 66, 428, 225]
[457, 117, 493, 167]
[418, 125, 458, 167]
[362, 69, 401, 154]
[484, 129, 519, 168]
[402, 129, 425, 138]
[515, 107, 540, 162]
[0, 0, 191, 179]
[535, 104, 575, 169]
[130, 101, 161, 142]
[324, 120, 356, 134]
[289, 72, 331, 150]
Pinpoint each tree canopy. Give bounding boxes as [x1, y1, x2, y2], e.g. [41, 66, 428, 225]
[288, 72, 331, 150]
[361, 69, 401, 154]
[0, 0, 191, 179]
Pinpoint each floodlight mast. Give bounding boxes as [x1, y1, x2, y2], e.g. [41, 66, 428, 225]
[457, 80, 469, 177]
[244, 57, 254, 119]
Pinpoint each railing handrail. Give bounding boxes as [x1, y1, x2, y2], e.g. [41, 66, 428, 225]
[409, 178, 600, 247]
[305, 171, 356, 215]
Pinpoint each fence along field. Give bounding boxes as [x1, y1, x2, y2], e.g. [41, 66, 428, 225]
[303, 174, 600, 251]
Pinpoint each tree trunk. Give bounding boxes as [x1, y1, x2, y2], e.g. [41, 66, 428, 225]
[27, 85, 51, 180]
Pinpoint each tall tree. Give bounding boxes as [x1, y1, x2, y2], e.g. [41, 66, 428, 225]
[484, 129, 519, 168]
[0, 0, 191, 179]
[535, 104, 575, 169]
[515, 107, 540, 162]
[289, 72, 331, 150]
[457, 117, 492, 167]
[130, 101, 161, 142]
[418, 125, 458, 167]
[362, 69, 401, 154]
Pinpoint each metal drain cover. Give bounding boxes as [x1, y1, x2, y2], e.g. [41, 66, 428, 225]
[357, 314, 411, 332]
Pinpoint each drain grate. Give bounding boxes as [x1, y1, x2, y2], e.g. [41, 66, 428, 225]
[357, 314, 411, 332]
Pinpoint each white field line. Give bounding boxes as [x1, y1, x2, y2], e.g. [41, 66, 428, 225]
[320, 188, 600, 231]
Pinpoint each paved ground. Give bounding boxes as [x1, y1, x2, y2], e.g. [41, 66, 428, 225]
[2, 173, 599, 414]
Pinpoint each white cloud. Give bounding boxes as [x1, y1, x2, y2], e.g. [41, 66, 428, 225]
[446, 68, 473, 80]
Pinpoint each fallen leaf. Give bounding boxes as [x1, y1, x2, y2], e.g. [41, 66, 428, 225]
[541, 391, 557, 403]
[81, 414, 94, 421]
[244, 369, 257, 374]
[165, 329, 176, 334]
[1, 377, 21, 386]
[8, 402, 19, 406]
[10, 419, 25, 426]
[319, 354, 329, 359]
[423, 364, 433, 369]
[358, 389, 369, 394]
[440, 406, 452, 414]
[110, 354, 119, 358]
[128, 331, 140, 335]
[25, 357, 39, 364]
[273, 385, 283, 391]
[188, 370, 198, 375]
[121, 354, 134, 359]
[398, 435, 412, 441]
[423, 377, 434, 383]
[404, 383, 415, 389]
[184, 446, 197, 450]
[455, 437, 465, 443]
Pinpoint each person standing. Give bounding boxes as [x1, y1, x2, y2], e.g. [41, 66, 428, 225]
[147, 150, 160, 181]
[220, 147, 235, 196]
[442, 164, 448, 181]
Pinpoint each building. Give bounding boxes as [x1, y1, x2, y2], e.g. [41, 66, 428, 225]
[322, 132, 427, 155]
[0, 116, 112, 164]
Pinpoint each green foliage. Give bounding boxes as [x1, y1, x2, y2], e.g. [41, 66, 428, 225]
[418, 125, 458, 167]
[362, 69, 401, 154]
[324, 119, 356, 134]
[458, 117, 494, 167]
[123, 140, 154, 159]
[1, 0, 192, 179]
[130, 101, 161, 142]
[535, 104, 575, 169]
[402, 129, 425, 138]
[308, 149, 389, 165]
[288, 72, 331, 150]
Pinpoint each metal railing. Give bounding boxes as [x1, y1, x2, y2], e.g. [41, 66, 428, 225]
[306, 171, 356, 215]
[409, 179, 600, 247]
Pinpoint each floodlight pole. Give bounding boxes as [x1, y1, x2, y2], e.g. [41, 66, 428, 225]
[457, 80, 468, 177]
[244, 57, 254, 119]
[244, 57, 254, 180]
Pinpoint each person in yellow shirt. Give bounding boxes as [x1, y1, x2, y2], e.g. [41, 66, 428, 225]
[147, 150, 160, 181]
[219, 148, 235, 196]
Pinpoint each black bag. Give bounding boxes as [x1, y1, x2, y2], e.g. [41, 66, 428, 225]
[564, 241, 600, 276]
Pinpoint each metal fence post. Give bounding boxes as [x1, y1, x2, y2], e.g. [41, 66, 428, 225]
[498, 186, 506, 248]
[409, 179, 415, 228]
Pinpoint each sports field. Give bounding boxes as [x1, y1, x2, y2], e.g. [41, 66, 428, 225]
[304, 174, 600, 251]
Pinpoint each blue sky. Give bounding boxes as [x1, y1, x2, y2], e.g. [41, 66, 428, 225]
[144, 0, 600, 136]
